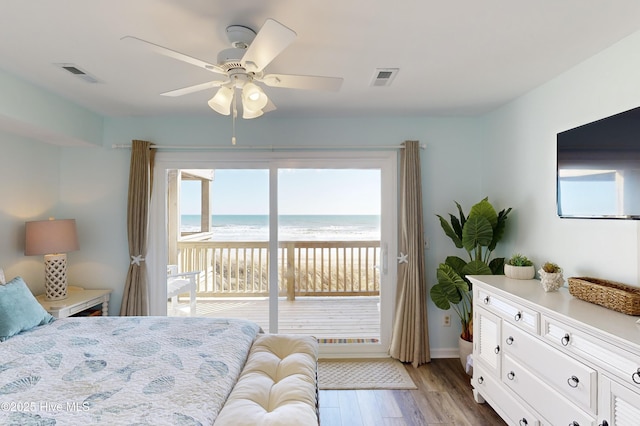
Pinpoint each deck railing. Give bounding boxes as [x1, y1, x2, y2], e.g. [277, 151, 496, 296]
[176, 237, 380, 299]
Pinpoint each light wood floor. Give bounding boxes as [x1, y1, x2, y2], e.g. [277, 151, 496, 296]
[172, 298, 503, 424]
[319, 358, 505, 426]
[170, 296, 380, 340]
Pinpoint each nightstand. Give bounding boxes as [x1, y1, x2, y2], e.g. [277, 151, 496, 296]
[36, 286, 112, 319]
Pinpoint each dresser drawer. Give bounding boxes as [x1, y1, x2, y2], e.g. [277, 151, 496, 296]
[477, 287, 539, 334]
[502, 322, 597, 413]
[502, 355, 596, 426]
[542, 315, 640, 390]
[474, 364, 541, 426]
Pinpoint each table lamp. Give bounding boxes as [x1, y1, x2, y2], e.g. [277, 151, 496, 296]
[25, 218, 79, 300]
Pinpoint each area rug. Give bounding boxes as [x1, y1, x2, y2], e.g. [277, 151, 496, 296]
[318, 358, 417, 390]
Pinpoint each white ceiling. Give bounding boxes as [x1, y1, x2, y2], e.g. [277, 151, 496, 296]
[2, 0, 640, 119]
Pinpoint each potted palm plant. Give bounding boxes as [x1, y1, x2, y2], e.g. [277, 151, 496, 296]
[430, 197, 511, 369]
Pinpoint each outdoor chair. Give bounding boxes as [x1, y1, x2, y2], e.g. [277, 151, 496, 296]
[167, 265, 200, 316]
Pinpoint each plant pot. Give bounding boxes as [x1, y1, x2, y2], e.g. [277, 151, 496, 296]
[539, 269, 564, 292]
[459, 336, 473, 376]
[504, 264, 535, 280]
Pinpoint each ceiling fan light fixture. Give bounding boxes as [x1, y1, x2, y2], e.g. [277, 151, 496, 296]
[124, 19, 345, 127]
[208, 86, 234, 115]
[242, 82, 268, 111]
[242, 105, 264, 119]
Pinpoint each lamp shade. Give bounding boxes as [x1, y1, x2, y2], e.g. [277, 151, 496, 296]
[208, 86, 234, 115]
[242, 82, 268, 111]
[25, 219, 79, 256]
[242, 105, 264, 119]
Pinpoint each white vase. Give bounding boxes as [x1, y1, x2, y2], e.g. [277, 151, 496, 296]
[504, 264, 535, 280]
[459, 336, 473, 375]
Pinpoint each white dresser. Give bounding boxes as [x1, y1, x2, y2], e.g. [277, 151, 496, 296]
[469, 275, 640, 426]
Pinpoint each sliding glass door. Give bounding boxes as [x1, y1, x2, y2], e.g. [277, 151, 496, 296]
[169, 169, 271, 331]
[150, 151, 397, 357]
[277, 169, 382, 345]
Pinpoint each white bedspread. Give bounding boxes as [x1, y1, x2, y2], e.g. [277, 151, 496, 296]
[0, 316, 261, 425]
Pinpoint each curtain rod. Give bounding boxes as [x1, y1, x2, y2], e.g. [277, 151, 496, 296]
[111, 143, 425, 151]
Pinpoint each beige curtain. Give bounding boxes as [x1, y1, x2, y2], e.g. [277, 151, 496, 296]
[390, 140, 430, 367]
[120, 140, 155, 316]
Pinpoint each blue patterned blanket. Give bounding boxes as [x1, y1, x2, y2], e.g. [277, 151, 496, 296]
[0, 316, 261, 425]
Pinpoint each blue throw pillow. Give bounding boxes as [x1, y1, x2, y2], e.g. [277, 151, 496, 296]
[0, 276, 54, 341]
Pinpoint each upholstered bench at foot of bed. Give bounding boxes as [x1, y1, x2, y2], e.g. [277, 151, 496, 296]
[214, 334, 319, 426]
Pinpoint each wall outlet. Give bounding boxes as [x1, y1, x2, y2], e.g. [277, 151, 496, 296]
[443, 314, 451, 327]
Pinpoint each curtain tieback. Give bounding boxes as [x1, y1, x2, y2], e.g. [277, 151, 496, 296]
[397, 252, 409, 264]
[131, 255, 145, 266]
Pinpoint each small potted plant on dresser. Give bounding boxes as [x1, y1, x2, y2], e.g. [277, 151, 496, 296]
[538, 261, 564, 292]
[504, 253, 535, 280]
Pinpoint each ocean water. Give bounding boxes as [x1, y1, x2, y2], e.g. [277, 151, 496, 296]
[181, 215, 380, 241]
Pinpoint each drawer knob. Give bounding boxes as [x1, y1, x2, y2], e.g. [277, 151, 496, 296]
[483, 296, 490, 305]
[506, 336, 514, 345]
[477, 376, 484, 384]
[494, 345, 500, 354]
[632, 368, 640, 384]
[507, 371, 515, 380]
[599, 421, 609, 426]
[567, 375, 580, 388]
[519, 419, 528, 426]
[569, 422, 580, 426]
[561, 333, 571, 346]
[514, 311, 522, 321]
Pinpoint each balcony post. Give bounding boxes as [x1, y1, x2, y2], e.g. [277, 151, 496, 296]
[286, 242, 295, 301]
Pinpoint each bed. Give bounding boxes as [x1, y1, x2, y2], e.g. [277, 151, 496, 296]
[0, 276, 319, 425]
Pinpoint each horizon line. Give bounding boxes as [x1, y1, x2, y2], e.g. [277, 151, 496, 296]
[181, 213, 381, 216]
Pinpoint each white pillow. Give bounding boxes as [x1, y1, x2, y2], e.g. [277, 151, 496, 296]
[0, 269, 5, 284]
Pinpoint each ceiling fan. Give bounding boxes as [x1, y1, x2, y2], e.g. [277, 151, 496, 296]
[122, 19, 343, 120]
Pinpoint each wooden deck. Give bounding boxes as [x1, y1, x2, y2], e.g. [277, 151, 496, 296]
[169, 296, 380, 341]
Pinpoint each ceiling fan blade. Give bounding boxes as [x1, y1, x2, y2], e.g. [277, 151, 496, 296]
[261, 74, 343, 91]
[160, 80, 227, 97]
[241, 19, 296, 72]
[121, 35, 226, 75]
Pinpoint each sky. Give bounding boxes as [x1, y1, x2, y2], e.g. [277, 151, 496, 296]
[180, 168, 381, 215]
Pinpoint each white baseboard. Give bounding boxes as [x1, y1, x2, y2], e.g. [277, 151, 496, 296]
[429, 347, 459, 358]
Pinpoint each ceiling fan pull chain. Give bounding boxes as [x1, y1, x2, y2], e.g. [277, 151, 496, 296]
[231, 88, 237, 145]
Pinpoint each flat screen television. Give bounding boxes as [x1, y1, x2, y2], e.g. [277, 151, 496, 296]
[557, 106, 640, 219]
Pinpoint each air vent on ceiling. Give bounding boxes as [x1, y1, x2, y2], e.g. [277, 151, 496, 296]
[54, 63, 100, 83]
[370, 68, 399, 87]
